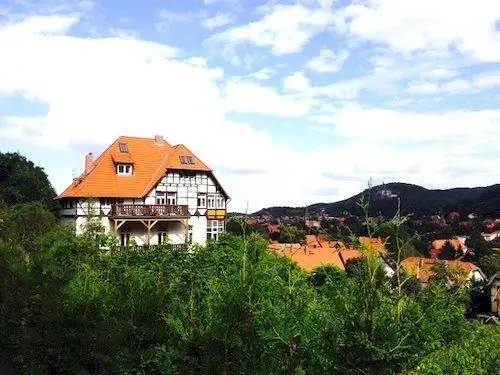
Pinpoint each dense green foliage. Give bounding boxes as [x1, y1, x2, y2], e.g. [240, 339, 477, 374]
[407, 325, 500, 375]
[0, 152, 56, 210]
[1, 205, 499, 374]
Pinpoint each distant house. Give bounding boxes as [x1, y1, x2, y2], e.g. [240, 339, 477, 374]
[305, 219, 321, 230]
[430, 238, 464, 258]
[269, 235, 364, 272]
[358, 237, 387, 254]
[431, 215, 447, 226]
[267, 224, 281, 234]
[482, 230, 500, 242]
[245, 218, 258, 226]
[489, 272, 500, 316]
[402, 257, 486, 286]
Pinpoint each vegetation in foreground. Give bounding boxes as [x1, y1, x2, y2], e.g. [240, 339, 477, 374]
[1, 151, 499, 374]
[1, 210, 499, 374]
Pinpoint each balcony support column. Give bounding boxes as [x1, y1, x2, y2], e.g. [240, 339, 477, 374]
[139, 220, 158, 245]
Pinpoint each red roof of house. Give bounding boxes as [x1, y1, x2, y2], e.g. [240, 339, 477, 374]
[269, 240, 364, 272]
[58, 136, 216, 199]
[402, 257, 481, 284]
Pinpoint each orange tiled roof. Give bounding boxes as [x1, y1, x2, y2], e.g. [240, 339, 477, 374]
[402, 257, 480, 284]
[269, 242, 364, 272]
[432, 238, 462, 251]
[58, 136, 213, 199]
[306, 235, 321, 248]
[358, 237, 387, 254]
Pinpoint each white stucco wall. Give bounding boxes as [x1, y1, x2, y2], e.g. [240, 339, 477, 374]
[189, 216, 208, 246]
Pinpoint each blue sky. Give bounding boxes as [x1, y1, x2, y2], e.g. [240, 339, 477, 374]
[1, 0, 500, 212]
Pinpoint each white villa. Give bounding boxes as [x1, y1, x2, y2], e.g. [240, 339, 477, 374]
[57, 135, 229, 247]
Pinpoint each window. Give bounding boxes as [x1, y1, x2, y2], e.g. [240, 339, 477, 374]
[197, 193, 206, 208]
[179, 155, 195, 165]
[158, 231, 168, 245]
[120, 233, 130, 247]
[119, 143, 128, 153]
[100, 198, 113, 206]
[167, 192, 177, 205]
[207, 220, 224, 241]
[61, 199, 75, 209]
[117, 164, 133, 175]
[208, 193, 216, 208]
[156, 191, 166, 205]
[179, 172, 195, 185]
[216, 195, 225, 209]
[188, 225, 193, 244]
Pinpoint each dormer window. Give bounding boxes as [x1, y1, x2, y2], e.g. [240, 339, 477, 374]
[119, 143, 128, 153]
[179, 155, 195, 165]
[117, 163, 133, 175]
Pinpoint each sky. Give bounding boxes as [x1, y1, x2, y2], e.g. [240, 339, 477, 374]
[1, 0, 500, 213]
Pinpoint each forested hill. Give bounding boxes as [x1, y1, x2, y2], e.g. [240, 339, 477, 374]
[252, 183, 500, 218]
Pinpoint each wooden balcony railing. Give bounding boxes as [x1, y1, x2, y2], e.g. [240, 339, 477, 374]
[111, 244, 188, 252]
[111, 204, 189, 218]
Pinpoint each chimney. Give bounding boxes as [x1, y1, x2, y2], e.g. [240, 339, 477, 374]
[85, 153, 94, 174]
[154, 135, 163, 144]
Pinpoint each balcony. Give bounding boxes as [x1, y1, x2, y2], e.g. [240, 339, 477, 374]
[111, 204, 189, 219]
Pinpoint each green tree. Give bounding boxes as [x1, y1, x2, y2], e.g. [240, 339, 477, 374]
[479, 253, 500, 278]
[0, 152, 56, 210]
[0, 202, 57, 252]
[279, 226, 306, 243]
[408, 325, 500, 375]
[437, 240, 460, 260]
[465, 231, 493, 259]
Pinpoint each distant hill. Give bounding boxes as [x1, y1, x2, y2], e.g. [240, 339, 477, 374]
[251, 183, 500, 218]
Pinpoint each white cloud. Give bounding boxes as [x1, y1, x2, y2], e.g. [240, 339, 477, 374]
[202, 13, 235, 29]
[249, 68, 275, 80]
[224, 80, 313, 117]
[1, 14, 79, 35]
[311, 104, 500, 144]
[335, 0, 500, 62]
[306, 49, 349, 73]
[283, 72, 311, 92]
[406, 81, 438, 94]
[206, 2, 334, 55]
[407, 71, 500, 95]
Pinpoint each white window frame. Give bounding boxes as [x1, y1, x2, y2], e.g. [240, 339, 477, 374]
[216, 194, 225, 209]
[117, 164, 133, 175]
[156, 191, 166, 205]
[188, 225, 193, 244]
[197, 193, 206, 208]
[100, 198, 113, 206]
[61, 199, 75, 209]
[167, 192, 177, 205]
[207, 220, 224, 241]
[120, 233, 130, 247]
[158, 231, 168, 245]
[208, 193, 216, 208]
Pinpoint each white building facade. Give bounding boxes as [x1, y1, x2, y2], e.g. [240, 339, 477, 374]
[57, 136, 229, 247]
